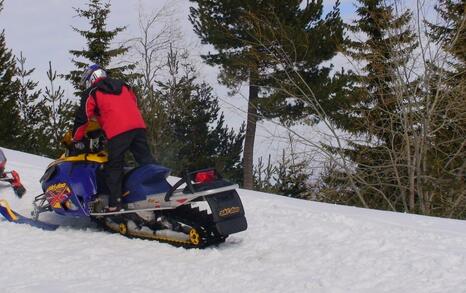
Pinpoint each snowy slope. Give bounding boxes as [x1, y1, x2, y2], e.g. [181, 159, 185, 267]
[0, 147, 465, 293]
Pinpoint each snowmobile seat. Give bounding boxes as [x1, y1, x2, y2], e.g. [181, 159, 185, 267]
[122, 164, 171, 203]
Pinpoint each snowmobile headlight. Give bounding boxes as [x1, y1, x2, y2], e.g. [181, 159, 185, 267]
[63, 199, 78, 211]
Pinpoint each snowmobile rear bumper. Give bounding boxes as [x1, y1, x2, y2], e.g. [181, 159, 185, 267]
[205, 190, 247, 236]
[166, 169, 247, 236]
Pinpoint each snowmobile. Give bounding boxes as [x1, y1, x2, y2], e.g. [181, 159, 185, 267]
[1, 134, 247, 248]
[0, 149, 26, 198]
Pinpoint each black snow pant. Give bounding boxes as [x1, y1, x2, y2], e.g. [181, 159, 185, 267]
[105, 128, 155, 207]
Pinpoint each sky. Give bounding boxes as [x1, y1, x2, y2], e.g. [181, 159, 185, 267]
[0, 0, 356, 78]
[0, 0, 192, 87]
[0, 0, 357, 164]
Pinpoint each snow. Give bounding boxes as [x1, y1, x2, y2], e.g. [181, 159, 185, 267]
[0, 147, 466, 293]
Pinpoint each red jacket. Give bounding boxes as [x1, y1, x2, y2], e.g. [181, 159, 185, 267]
[73, 78, 146, 140]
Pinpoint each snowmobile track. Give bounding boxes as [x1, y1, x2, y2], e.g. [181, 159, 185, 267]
[95, 204, 226, 248]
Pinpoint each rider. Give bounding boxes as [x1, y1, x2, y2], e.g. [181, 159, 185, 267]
[73, 64, 155, 212]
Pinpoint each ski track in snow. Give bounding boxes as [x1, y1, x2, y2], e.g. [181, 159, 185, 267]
[0, 148, 465, 293]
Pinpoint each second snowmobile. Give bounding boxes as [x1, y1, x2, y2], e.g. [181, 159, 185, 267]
[0, 149, 26, 198]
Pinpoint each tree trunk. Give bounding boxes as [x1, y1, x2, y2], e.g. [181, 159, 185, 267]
[243, 68, 259, 189]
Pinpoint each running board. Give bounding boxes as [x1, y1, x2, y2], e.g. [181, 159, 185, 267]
[90, 184, 239, 216]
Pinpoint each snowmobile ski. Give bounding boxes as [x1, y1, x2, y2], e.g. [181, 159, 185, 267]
[0, 199, 58, 231]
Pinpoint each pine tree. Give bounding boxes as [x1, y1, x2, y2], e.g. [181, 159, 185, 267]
[15, 52, 47, 154]
[189, 0, 344, 189]
[274, 149, 313, 199]
[333, 0, 419, 210]
[67, 0, 135, 93]
[210, 113, 245, 183]
[345, 0, 418, 135]
[253, 148, 313, 199]
[315, 160, 354, 205]
[253, 155, 276, 193]
[0, 0, 21, 148]
[425, 0, 465, 217]
[42, 63, 75, 157]
[429, 0, 465, 69]
[153, 47, 245, 181]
